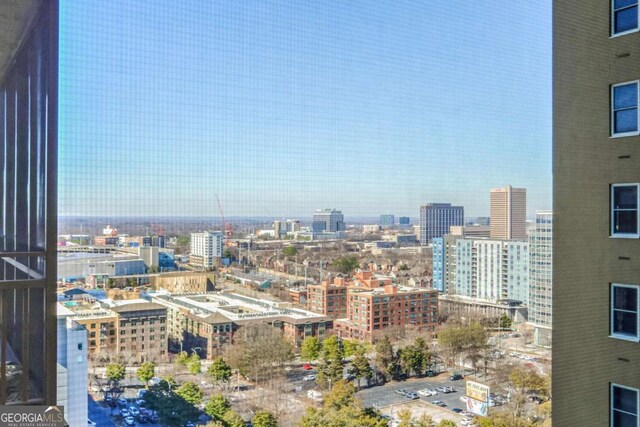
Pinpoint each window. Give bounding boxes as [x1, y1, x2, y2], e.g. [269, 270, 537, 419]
[613, 0, 639, 36]
[611, 384, 639, 426]
[612, 82, 639, 136]
[611, 284, 639, 341]
[611, 184, 639, 237]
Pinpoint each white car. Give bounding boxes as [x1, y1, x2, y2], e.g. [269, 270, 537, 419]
[459, 396, 468, 403]
[128, 407, 139, 416]
[418, 388, 436, 397]
[303, 374, 317, 381]
[124, 416, 136, 426]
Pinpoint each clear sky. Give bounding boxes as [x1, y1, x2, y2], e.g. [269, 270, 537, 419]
[59, 0, 552, 219]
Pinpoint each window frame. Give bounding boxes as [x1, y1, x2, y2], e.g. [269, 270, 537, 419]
[611, 383, 640, 427]
[612, 0, 640, 37]
[611, 183, 640, 238]
[611, 81, 640, 138]
[610, 283, 640, 342]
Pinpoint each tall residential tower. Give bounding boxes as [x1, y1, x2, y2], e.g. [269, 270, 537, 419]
[554, 2, 640, 424]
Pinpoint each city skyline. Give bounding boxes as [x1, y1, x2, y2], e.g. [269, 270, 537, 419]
[59, 1, 552, 218]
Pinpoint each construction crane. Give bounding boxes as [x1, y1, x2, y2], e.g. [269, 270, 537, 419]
[215, 194, 232, 246]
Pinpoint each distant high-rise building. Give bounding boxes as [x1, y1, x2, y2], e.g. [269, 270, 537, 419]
[528, 211, 552, 347]
[432, 235, 462, 293]
[190, 231, 223, 269]
[399, 216, 411, 225]
[313, 209, 345, 232]
[274, 219, 300, 238]
[490, 185, 527, 240]
[379, 215, 395, 226]
[419, 203, 464, 244]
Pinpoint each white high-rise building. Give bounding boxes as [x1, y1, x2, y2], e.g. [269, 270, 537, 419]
[528, 211, 553, 347]
[454, 238, 529, 304]
[190, 231, 223, 269]
[57, 305, 88, 427]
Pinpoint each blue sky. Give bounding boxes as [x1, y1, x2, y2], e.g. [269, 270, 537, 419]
[59, 0, 552, 219]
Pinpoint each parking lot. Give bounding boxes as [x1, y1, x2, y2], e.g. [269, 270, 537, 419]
[358, 376, 470, 411]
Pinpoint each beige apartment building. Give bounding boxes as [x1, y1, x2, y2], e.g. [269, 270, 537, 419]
[490, 185, 527, 240]
[554, 2, 640, 425]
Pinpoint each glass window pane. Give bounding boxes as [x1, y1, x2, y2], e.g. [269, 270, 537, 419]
[613, 410, 638, 427]
[615, 7, 638, 34]
[614, 84, 638, 110]
[615, 0, 638, 10]
[613, 311, 638, 336]
[614, 386, 638, 414]
[614, 186, 638, 210]
[614, 211, 638, 234]
[615, 108, 638, 133]
[614, 287, 638, 312]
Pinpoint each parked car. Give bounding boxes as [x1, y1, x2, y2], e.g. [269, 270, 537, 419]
[451, 408, 463, 413]
[120, 409, 130, 418]
[117, 398, 128, 407]
[135, 399, 145, 406]
[436, 386, 449, 393]
[303, 374, 317, 381]
[137, 415, 150, 424]
[460, 396, 468, 403]
[395, 389, 408, 396]
[430, 400, 446, 407]
[418, 388, 436, 397]
[129, 407, 140, 416]
[449, 373, 464, 381]
[405, 392, 419, 400]
[461, 419, 475, 426]
[124, 417, 136, 426]
[137, 389, 148, 398]
[303, 363, 313, 370]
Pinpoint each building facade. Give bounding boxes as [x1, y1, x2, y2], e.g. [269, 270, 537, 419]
[454, 238, 529, 304]
[57, 306, 88, 426]
[528, 211, 552, 347]
[553, 2, 640, 424]
[312, 209, 345, 232]
[190, 231, 223, 269]
[150, 291, 332, 358]
[399, 216, 411, 225]
[306, 279, 349, 319]
[111, 302, 168, 363]
[490, 185, 527, 240]
[419, 203, 464, 244]
[334, 285, 438, 342]
[379, 215, 395, 226]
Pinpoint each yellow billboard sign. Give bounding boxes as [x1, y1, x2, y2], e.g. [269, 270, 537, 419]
[466, 380, 490, 403]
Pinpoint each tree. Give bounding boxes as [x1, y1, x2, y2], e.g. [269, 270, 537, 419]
[374, 336, 396, 381]
[499, 314, 512, 330]
[332, 256, 360, 274]
[137, 362, 155, 386]
[398, 345, 423, 377]
[415, 414, 435, 427]
[143, 381, 201, 427]
[298, 381, 387, 427]
[175, 381, 203, 405]
[253, 411, 278, 427]
[225, 324, 293, 382]
[283, 246, 298, 257]
[105, 363, 125, 384]
[223, 410, 246, 427]
[396, 409, 412, 427]
[188, 353, 202, 374]
[301, 336, 322, 361]
[437, 421, 456, 427]
[176, 351, 190, 366]
[351, 348, 373, 389]
[208, 357, 232, 383]
[205, 394, 231, 419]
[317, 336, 345, 388]
[437, 322, 487, 370]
